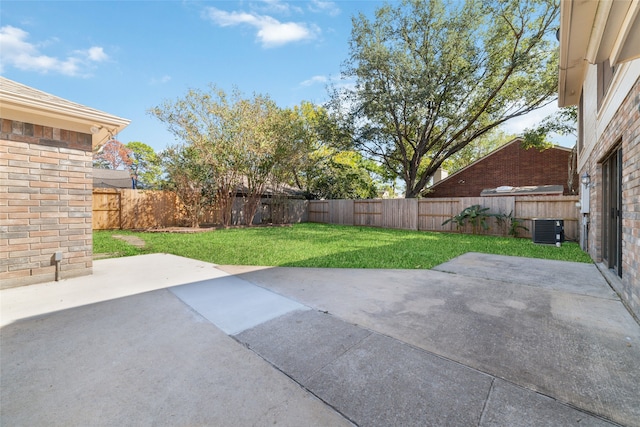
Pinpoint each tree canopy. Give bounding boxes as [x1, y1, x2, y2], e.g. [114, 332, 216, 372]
[332, 0, 560, 197]
[126, 141, 163, 189]
[283, 101, 381, 199]
[150, 85, 309, 225]
[93, 139, 132, 170]
[522, 106, 577, 150]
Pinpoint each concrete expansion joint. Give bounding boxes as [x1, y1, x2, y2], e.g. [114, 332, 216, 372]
[477, 377, 496, 426]
[596, 262, 640, 326]
[233, 333, 359, 426]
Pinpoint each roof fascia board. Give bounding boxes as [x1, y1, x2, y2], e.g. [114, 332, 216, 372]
[611, 0, 640, 65]
[0, 94, 130, 128]
[558, 0, 573, 107]
[586, 0, 613, 63]
[558, 0, 599, 107]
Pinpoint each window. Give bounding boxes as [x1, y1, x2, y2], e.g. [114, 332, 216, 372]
[602, 144, 623, 277]
[597, 59, 616, 109]
[578, 92, 584, 154]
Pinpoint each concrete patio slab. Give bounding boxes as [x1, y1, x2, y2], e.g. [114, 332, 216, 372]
[2, 253, 639, 426]
[481, 379, 617, 427]
[236, 309, 372, 383]
[306, 332, 492, 427]
[0, 288, 351, 426]
[433, 252, 618, 299]
[220, 256, 640, 427]
[236, 307, 619, 427]
[0, 253, 227, 327]
[170, 275, 309, 335]
[238, 310, 492, 426]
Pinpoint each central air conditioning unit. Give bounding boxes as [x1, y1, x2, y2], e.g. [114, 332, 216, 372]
[532, 219, 564, 245]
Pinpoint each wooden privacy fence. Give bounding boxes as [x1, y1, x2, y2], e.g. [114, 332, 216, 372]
[93, 189, 308, 230]
[93, 189, 181, 230]
[94, 190, 579, 240]
[308, 196, 581, 240]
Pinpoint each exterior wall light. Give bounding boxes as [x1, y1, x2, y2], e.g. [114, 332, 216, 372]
[581, 172, 591, 186]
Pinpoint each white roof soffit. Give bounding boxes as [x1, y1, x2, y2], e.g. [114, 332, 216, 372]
[558, 0, 640, 107]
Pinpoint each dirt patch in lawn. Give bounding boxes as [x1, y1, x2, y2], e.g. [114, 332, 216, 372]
[112, 234, 147, 248]
[141, 224, 293, 234]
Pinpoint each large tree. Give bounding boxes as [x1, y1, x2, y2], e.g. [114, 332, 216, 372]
[306, 148, 380, 200]
[126, 141, 163, 189]
[283, 101, 381, 199]
[161, 144, 216, 228]
[150, 85, 306, 226]
[334, 0, 559, 197]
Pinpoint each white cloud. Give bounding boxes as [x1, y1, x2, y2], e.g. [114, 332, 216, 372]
[203, 7, 318, 47]
[150, 75, 171, 85]
[86, 46, 109, 62]
[257, 0, 303, 15]
[0, 25, 108, 76]
[308, 0, 341, 16]
[300, 75, 327, 87]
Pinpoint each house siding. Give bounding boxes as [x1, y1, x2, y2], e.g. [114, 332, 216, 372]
[1, 119, 94, 288]
[580, 72, 640, 319]
[425, 141, 577, 198]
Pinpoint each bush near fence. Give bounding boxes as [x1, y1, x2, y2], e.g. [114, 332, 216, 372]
[308, 196, 580, 241]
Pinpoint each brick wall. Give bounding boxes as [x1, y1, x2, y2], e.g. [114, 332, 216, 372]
[425, 141, 577, 197]
[583, 77, 640, 319]
[1, 119, 93, 289]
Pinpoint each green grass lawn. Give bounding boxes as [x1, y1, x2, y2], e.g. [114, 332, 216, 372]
[93, 223, 592, 269]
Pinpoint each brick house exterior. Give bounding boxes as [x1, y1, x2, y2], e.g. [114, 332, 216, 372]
[558, 0, 640, 319]
[424, 138, 577, 198]
[1, 77, 129, 288]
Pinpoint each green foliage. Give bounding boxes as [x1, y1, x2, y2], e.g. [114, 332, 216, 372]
[303, 148, 379, 199]
[522, 106, 577, 150]
[161, 144, 217, 227]
[150, 85, 309, 225]
[93, 223, 592, 268]
[126, 141, 163, 189]
[283, 102, 382, 200]
[442, 205, 492, 234]
[333, 0, 560, 198]
[443, 205, 530, 237]
[521, 106, 578, 194]
[494, 211, 529, 238]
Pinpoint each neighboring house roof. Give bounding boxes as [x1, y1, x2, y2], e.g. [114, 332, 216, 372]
[234, 177, 306, 198]
[93, 169, 134, 189]
[558, 0, 640, 107]
[0, 77, 130, 148]
[424, 138, 576, 198]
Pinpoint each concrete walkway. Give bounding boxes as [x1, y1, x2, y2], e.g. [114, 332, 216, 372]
[2, 253, 639, 426]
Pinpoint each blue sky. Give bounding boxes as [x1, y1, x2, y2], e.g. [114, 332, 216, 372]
[1, 0, 570, 153]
